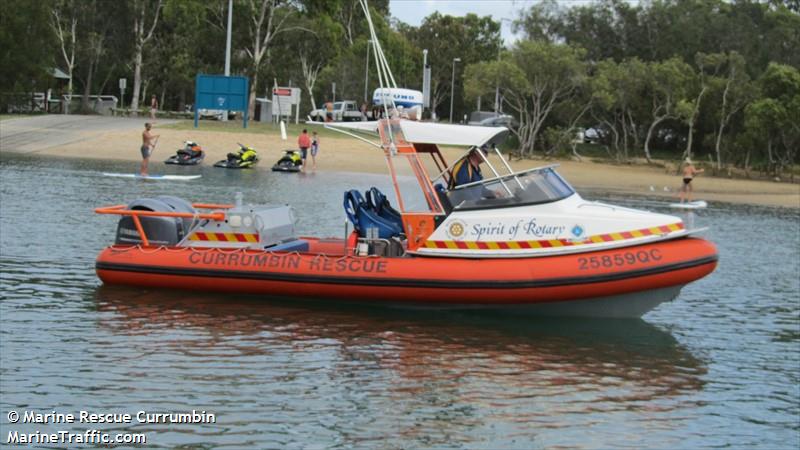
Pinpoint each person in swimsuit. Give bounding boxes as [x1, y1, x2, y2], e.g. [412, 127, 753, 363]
[140, 122, 159, 176]
[149, 94, 158, 119]
[679, 158, 704, 203]
[310, 131, 319, 171]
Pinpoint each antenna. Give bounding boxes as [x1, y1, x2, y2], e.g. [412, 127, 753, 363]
[359, 0, 397, 148]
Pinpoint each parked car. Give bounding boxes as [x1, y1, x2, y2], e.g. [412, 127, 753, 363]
[198, 109, 237, 120]
[468, 111, 517, 128]
[580, 127, 605, 144]
[309, 101, 363, 122]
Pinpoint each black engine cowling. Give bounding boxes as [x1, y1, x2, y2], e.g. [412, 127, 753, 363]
[114, 196, 196, 246]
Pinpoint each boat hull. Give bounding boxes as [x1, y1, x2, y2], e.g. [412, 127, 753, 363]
[96, 237, 717, 318]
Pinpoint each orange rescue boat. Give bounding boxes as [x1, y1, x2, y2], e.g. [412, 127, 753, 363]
[95, 119, 717, 318]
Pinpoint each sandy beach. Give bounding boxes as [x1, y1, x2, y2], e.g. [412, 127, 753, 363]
[2, 115, 798, 208]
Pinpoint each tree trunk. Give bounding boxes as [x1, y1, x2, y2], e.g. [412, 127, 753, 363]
[131, 47, 143, 113]
[141, 78, 148, 109]
[743, 149, 750, 178]
[683, 86, 707, 161]
[571, 141, 583, 161]
[51, 8, 77, 115]
[81, 58, 94, 112]
[65, 69, 74, 114]
[714, 125, 724, 171]
[619, 112, 629, 161]
[306, 86, 316, 112]
[714, 79, 732, 170]
[643, 117, 664, 164]
[129, 0, 162, 114]
[178, 89, 185, 112]
[248, 67, 260, 118]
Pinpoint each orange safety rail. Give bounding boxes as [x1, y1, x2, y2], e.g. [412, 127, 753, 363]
[95, 203, 233, 247]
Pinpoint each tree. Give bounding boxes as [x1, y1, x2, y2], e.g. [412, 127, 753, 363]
[301, 0, 389, 46]
[680, 52, 726, 160]
[147, 0, 226, 112]
[741, 63, 800, 176]
[129, 0, 163, 113]
[51, 0, 79, 113]
[271, 13, 342, 112]
[402, 12, 501, 120]
[242, 0, 311, 117]
[0, 0, 55, 97]
[710, 52, 753, 170]
[590, 58, 648, 161]
[513, 0, 563, 43]
[642, 58, 693, 162]
[466, 41, 587, 157]
[75, 0, 124, 112]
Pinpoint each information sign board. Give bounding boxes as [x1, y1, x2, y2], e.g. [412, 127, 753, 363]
[194, 75, 249, 128]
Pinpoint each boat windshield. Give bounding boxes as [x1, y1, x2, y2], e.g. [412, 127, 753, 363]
[447, 167, 575, 210]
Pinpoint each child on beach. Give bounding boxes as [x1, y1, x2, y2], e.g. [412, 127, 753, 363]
[679, 158, 704, 203]
[310, 132, 319, 171]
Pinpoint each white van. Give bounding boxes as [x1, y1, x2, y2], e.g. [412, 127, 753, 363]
[372, 88, 423, 120]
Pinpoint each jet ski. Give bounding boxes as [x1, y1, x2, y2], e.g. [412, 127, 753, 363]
[213, 143, 258, 169]
[165, 141, 205, 165]
[271, 149, 303, 172]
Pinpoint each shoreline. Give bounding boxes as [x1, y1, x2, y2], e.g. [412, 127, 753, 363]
[2, 115, 798, 209]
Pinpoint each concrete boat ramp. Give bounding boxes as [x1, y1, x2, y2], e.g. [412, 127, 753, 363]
[0, 115, 177, 154]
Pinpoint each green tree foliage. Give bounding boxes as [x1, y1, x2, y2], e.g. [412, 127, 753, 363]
[741, 64, 800, 175]
[148, 0, 226, 111]
[0, 0, 55, 95]
[642, 58, 694, 163]
[589, 58, 648, 161]
[1, 0, 796, 176]
[271, 13, 343, 111]
[316, 4, 417, 108]
[400, 12, 500, 121]
[465, 42, 587, 157]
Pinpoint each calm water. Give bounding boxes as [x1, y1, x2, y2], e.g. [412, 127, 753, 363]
[1, 154, 798, 449]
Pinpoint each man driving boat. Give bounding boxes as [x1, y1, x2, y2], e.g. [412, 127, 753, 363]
[448, 145, 488, 189]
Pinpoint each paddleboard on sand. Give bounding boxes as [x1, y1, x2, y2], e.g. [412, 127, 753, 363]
[102, 172, 201, 181]
[669, 200, 707, 209]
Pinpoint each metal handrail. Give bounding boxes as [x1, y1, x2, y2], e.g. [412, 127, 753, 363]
[95, 203, 233, 246]
[451, 164, 562, 191]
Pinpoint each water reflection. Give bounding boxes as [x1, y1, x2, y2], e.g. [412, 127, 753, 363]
[95, 286, 705, 399]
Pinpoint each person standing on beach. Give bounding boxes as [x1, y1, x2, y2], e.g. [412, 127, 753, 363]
[310, 131, 320, 171]
[150, 95, 158, 119]
[140, 122, 159, 176]
[679, 158, 704, 203]
[298, 129, 311, 172]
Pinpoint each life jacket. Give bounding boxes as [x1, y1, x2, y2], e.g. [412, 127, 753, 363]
[448, 158, 480, 189]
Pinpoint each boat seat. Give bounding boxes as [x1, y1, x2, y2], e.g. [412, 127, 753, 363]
[266, 239, 309, 253]
[344, 190, 403, 239]
[365, 187, 404, 232]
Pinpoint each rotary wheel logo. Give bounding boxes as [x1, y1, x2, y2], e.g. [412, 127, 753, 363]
[447, 220, 466, 240]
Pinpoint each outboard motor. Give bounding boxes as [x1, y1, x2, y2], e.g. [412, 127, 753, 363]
[115, 197, 196, 246]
